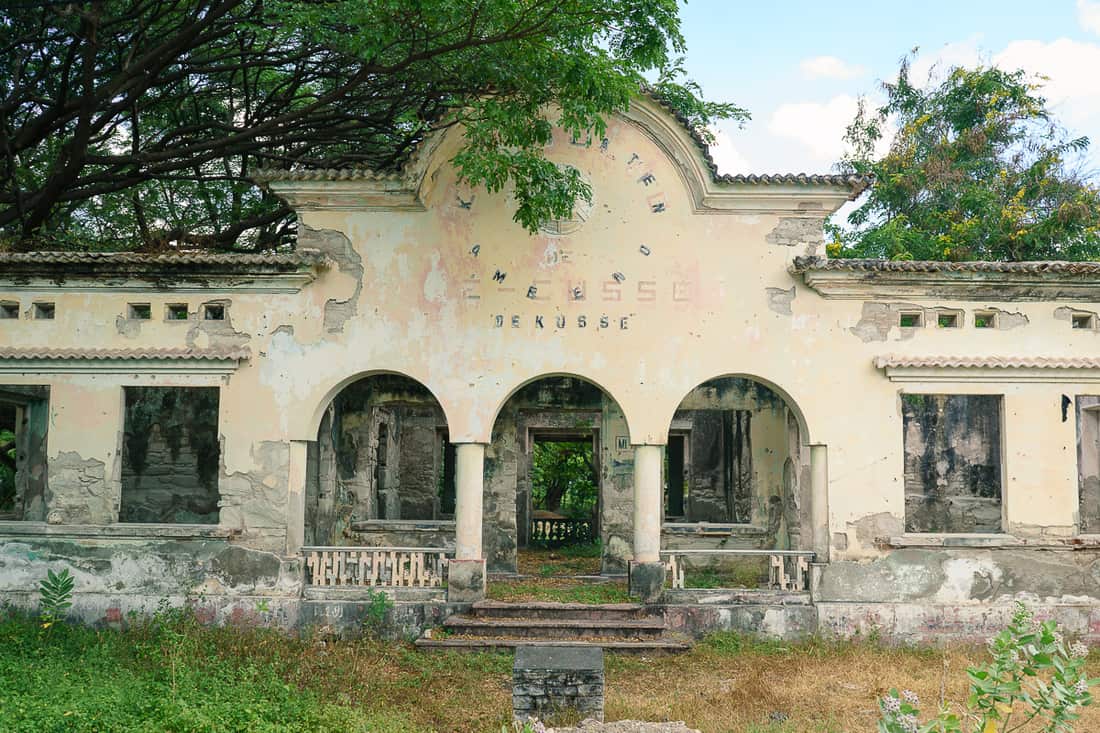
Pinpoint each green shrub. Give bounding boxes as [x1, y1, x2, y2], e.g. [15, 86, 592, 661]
[38, 568, 74, 630]
[878, 603, 1096, 732]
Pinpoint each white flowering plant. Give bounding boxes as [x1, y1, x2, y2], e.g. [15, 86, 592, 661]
[878, 603, 1096, 733]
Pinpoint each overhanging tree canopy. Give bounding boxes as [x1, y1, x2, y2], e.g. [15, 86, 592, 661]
[834, 59, 1100, 262]
[0, 0, 744, 252]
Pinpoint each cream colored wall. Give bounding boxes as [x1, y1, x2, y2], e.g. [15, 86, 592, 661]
[2, 99, 1099, 570]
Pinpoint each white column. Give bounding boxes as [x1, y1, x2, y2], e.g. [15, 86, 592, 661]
[810, 444, 829, 563]
[285, 440, 309, 555]
[454, 443, 486, 560]
[632, 444, 663, 563]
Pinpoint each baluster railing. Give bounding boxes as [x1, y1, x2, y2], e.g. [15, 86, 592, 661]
[301, 546, 448, 588]
[659, 549, 815, 591]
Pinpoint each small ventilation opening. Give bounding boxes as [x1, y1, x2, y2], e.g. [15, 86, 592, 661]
[974, 311, 996, 329]
[166, 304, 189, 321]
[898, 312, 923, 328]
[1072, 314, 1095, 330]
[936, 312, 960, 328]
[202, 304, 226, 321]
[128, 303, 152, 320]
[32, 303, 55, 320]
[0, 302, 18, 319]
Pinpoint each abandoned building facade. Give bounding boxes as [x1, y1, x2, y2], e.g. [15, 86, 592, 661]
[4, 96, 1100, 640]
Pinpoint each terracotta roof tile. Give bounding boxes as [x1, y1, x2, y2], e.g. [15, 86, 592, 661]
[874, 355, 1100, 370]
[0, 250, 324, 266]
[0, 347, 250, 361]
[793, 257, 1100, 275]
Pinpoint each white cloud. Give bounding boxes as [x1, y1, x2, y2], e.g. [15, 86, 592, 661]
[768, 95, 861, 166]
[799, 55, 866, 81]
[706, 127, 752, 174]
[1079, 0, 1100, 34]
[994, 39, 1100, 128]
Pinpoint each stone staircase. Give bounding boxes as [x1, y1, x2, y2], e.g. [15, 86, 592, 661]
[414, 600, 691, 653]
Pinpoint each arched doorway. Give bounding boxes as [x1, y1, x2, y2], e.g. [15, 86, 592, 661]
[305, 373, 453, 547]
[662, 376, 812, 588]
[486, 375, 630, 575]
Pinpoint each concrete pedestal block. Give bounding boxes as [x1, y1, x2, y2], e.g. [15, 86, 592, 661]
[628, 560, 666, 602]
[513, 645, 604, 723]
[446, 558, 486, 603]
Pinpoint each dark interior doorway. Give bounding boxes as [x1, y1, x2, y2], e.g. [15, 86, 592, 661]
[529, 432, 598, 546]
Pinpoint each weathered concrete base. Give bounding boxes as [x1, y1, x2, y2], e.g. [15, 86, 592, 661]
[628, 561, 665, 603]
[447, 558, 487, 603]
[659, 589, 817, 640]
[514, 645, 604, 723]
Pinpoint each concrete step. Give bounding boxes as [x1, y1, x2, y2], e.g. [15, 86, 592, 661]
[444, 615, 666, 640]
[413, 636, 691, 654]
[472, 600, 651, 621]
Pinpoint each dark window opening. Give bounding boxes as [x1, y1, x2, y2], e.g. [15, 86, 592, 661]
[203, 304, 226, 321]
[937, 312, 959, 328]
[974, 311, 996, 329]
[120, 386, 220, 524]
[0, 302, 18, 319]
[0, 386, 50, 521]
[438, 435, 456, 516]
[899, 312, 923, 328]
[166, 304, 189, 321]
[128, 303, 152, 320]
[1072, 313, 1095, 330]
[32, 302, 55, 320]
[665, 434, 686, 517]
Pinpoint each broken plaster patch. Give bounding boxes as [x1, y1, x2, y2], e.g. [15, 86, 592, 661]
[299, 224, 363, 334]
[849, 303, 923, 343]
[766, 217, 823, 255]
[185, 298, 250, 350]
[115, 315, 142, 339]
[766, 286, 795, 316]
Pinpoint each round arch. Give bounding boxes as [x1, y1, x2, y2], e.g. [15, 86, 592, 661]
[659, 372, 813, 447]
[486, 371, 635, 444]
[298, 368, 458, 443]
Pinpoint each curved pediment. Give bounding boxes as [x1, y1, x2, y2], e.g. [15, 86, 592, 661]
[257, 95, 866, 217]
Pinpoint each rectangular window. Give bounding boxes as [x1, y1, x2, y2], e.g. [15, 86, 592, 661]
[120, 387, 220, 524]
[1077, 397, 1100, 533]
[128, 303, 152, 320]
[32, 302, 55, 320]
[898, 311, 924, 328]
[0, 386, 50, 522]
[902, 394, 1003, 533]
[165, 304, 189, 321]
[974, 311, 997, 329]
[1072, 313, 1095, 330]
[936, 312, 960, 328]
[202, 303, 226, 321]
[0, 302, 18, 319]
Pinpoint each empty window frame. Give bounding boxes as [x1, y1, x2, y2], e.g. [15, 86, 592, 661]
[898, 311, 924, 328]
[0, 386, 50, 521]
[165, 304, 190, 321]
[32, 302, 55, 320]
[936, 312, 960, 328]
[1077, 397, 1100, 533]
[974, 311, 997, 329]
[902, 394, 1003, 533]
[202, 303, 226, 321]
[119, 386, 220, 524]
[1072, 313, 1096, 330]
[0, 302, 18, 319]
[128, 303, 152, 320]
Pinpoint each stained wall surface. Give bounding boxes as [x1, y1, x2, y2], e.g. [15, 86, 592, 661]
[3, 97, 1100, 638]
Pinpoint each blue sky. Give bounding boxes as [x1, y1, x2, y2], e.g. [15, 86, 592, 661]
[674, 0, 1100, 175]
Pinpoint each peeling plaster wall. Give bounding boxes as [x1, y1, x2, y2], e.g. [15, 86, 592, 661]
[4, 102, 1100, 633]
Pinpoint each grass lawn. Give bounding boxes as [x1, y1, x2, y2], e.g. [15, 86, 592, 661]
[2, 612, 1098, 732]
